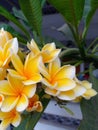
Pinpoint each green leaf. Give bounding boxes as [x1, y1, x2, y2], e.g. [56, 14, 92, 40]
[40, 0, 46, 7]
[82, 0, 98, 38]
[0, 6, 30, 39]
[19, 0, 42, 36]
[78, 64, 98, 130]
[48, 0, 85, 26]
[12, 7, 27, 22]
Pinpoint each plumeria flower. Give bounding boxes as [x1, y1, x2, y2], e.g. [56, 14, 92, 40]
[0, 38, 18, 68]
[73, 78, 97, 102]
[0, 74, 36, 112]
[0, 28, 13, 48]
[26, 94, 43, 112]
[8, 52, 42, 85]
[39, 58, 77, 100]
[0, 109, 21, 130]
[81, 80, 97, 99]
[27, 39, 61, 63]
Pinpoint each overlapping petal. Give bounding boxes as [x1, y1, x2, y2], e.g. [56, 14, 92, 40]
[42, 49, 61, 63]
[57, 90, 76, 100]
[45, 87, 60, 96]
[11, 111, 21, 127]
[56, 78, 76, 91]
[54, 65, 76, 80]
[27, 39, 40, 55]
[48, 58, 61, 77]
[23, 73, 42, 85]
[23, 84, 36, 98]
[1, 96, 19, 112]
[83, 89, 97, 99]
[0, 109, 21, 130]
[27, 39, 61, 63]
[16, 94, 28, 112]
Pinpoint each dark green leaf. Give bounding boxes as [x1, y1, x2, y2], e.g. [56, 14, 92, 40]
[19, 0, 42, 36]
[48, 0, 85, 26]
[0, 6, 30, 39]
[40, 0, 46, 7]
[82, 0, 98, 38]
[78, 64, 98, 130]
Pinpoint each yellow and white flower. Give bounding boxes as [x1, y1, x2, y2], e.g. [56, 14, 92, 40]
[27, 39, 61, 63]
[0, 75, 36, 112]
[39, 58, 78, 100]
[0, 109, 21, 130]
[8, 53, 42, 85]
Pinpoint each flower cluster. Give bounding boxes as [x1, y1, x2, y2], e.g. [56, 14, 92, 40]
[0, 28, 97, 130]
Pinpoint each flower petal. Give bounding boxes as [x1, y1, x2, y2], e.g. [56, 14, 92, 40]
[56, 78, 76, 91]
[7, 74, 24, 93]
[42, 42, 56, 51]
[23, 73, 42, 85]
[73, 84, 86, 97]
[83, 89, 97, 99]
[57, 90, 76, 100]
[12, 112, 21, 127]
[16, 94, 28, 112]
[0, 118, 12, 130]
[45, 87, 60, 96]
[27, 39, 40, 55]
[7, 69, 26, 80]
[49, 58, 60, 77]
[42, 49, 61, 63]
[0, 80, 15, 96]
[1, 96, 19, 112]
[24, 55, 41, 75]
[82, 80, 92, 89]
[42, 78, 57, 89]
[54, 65, 76, 80]
[39, 58, 50, 79]
[11, 53, 23, 74]
[23, 84, 36, 98]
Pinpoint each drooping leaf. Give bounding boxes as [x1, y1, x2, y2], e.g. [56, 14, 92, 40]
[12, 7, 27, 22]
[78, 64, 98, 130]
[40, 0, 46, 7]
[0, 6, 30, 39]
[48, 0, 85, 26]
[19, 0, 42, 36]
